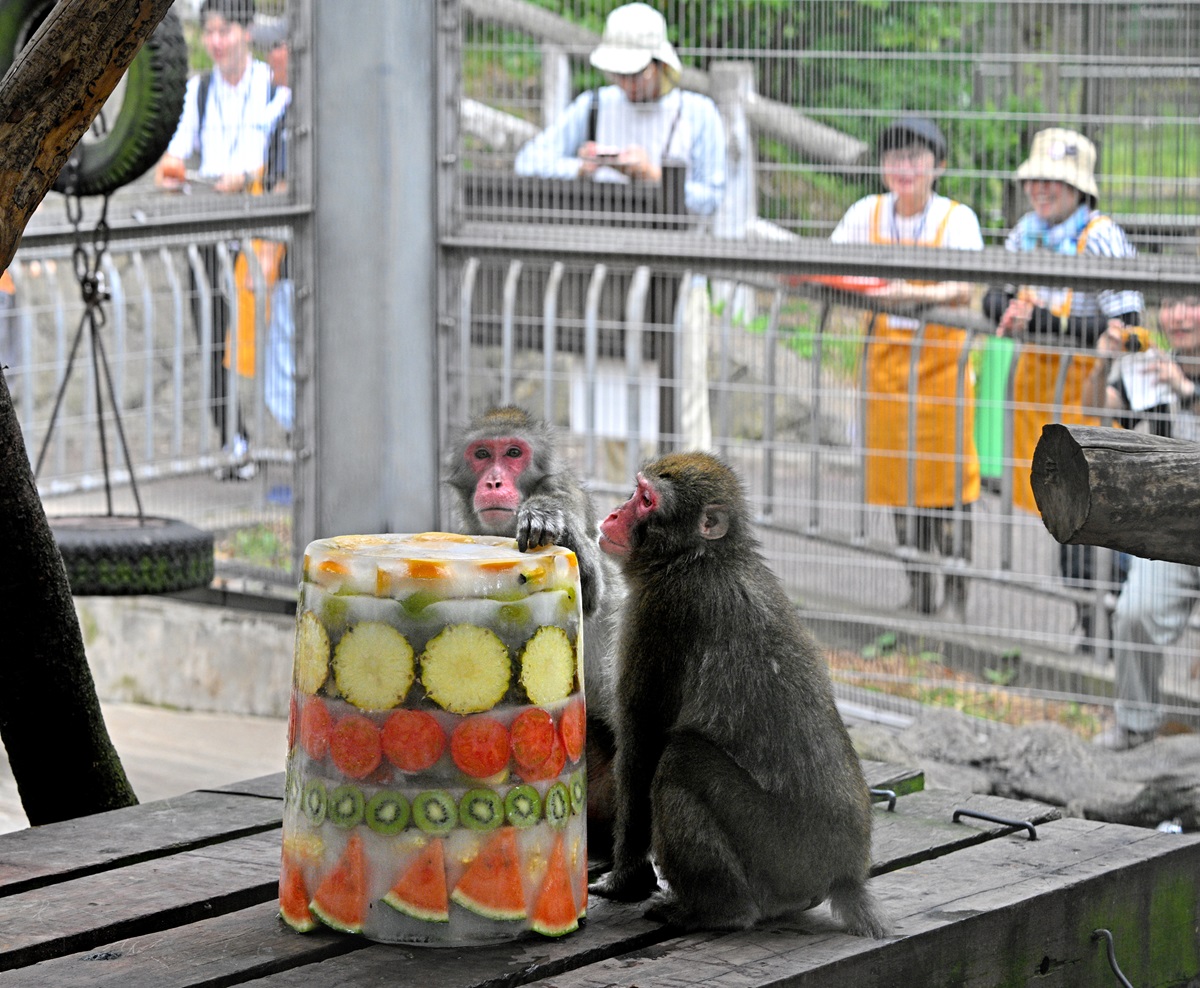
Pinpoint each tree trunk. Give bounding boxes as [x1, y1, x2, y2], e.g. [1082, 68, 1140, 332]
[0, 0, 177, 824]
[1031, 423, 1200, 567]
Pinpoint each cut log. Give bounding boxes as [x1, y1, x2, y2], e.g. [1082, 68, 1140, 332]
[1031, 423, 1200, 566]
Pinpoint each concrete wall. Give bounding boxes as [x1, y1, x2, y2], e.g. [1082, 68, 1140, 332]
[76, 597, 294, 718]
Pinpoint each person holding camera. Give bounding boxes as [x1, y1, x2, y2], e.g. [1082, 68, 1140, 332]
[982, 128, 1143, 650]
[1084, 297, 1200, 748]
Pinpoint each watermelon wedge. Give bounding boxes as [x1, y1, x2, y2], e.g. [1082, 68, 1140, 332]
[279, 853, 316, 933]
[310, 834, 368, 934]
[382, 839, 450, 923]
[530, 833, 578, 937]
[450, 827, 527, 920]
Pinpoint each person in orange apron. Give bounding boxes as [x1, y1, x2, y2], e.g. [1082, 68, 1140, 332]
[982, 128, 1143, 650]
[832, 118, 984, 617]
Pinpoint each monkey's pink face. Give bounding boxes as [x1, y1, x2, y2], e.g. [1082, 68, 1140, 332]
[599, 473, 658, 557]
[467, 437, 532, 532]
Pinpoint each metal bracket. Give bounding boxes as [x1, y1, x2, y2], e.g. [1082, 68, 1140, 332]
[952, 808, 1038, 840]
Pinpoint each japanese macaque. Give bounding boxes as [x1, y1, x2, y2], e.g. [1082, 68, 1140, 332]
[445, 406, 621, 847]
[590, 452, 888, 936]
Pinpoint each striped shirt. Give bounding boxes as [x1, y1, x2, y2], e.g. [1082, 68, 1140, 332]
[1004, 209, 1144, 320]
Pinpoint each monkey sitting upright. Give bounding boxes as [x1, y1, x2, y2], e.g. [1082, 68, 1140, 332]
[445, 405, 621, 848]
[590, 451, 889, 937]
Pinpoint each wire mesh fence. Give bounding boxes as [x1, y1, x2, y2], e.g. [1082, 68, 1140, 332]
[447, 0, 1200, 741]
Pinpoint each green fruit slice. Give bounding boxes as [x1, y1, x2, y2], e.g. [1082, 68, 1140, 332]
[328, 785, 365, 829]
[365, 790, 410, 836]
[302, 779, 327, 826]
[421, 625, 511, 714]
[459, 788, 504, 832]
[519, 626, 575, 705]
[382, 838, 450, 923]
[504, 784, 542, 828]
[333, 621, 415, 710]
[568, 770, 586, 816]
[412, 790, 458, 836]
[294, 611, 331, 694]
[544, 781, 570, 830]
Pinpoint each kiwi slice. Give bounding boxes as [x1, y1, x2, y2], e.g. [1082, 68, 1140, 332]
[302, 779, 328, 826]
[284, 766, 301, 807]
[459, 788, 504, 832]
[328, 785, 365, 829]
[504, 784, 542, 828]
[365, 790, 410, 836]
[401, 590, 440, 617]
[568, 770, 586, 816]
[544, 781, 570, 829]
[412, 789, 458, 836]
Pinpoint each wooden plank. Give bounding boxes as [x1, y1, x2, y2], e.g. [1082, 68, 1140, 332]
[511, 818, 1200, 988]
[0, 830, 281, 971]
[861, 760, 924, 797]
[0, 902, 370, 988]
[2, 894, 667, 988]
[212, 773, 285, 799]
[243, 896, 671, 988]
[0, 790, 281, 894]
[871, 789, 1061, 875]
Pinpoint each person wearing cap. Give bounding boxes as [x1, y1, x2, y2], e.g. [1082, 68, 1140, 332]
[982, 128, 1143, 649]
[1081, 297, 1200, 748]
[514, 2, 725, 217]
[830, 117, 984, 617]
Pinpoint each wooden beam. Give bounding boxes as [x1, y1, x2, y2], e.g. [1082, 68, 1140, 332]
[1031, 423, 1200, 566]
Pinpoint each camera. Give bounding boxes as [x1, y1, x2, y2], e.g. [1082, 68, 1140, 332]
[1122, 326, 1152, 352]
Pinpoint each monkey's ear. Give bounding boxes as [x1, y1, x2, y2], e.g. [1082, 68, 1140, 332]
[699, 504, 729, 541]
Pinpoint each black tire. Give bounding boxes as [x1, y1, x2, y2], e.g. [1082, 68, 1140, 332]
[51, 516, 214, 596]
[0, 2, 188, 196]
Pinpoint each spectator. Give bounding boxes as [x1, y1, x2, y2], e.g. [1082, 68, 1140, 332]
[982, 128, 1143, 648]
[830, 117, 984, 616]
[154, 0, 291, 477]
[513, 2, 725, 455]
[513, 3, 725, 216]
[1085, 297, 1200, 748]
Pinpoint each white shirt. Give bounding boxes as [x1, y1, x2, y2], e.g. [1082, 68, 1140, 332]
[166, 59, 290, 179]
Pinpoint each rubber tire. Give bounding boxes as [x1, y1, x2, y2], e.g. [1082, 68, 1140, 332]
[0, 2, 188, 196]
[51, 515, 214, 596]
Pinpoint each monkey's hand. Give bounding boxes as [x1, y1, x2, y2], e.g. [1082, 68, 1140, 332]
[517, 499, 567, 553]
[588, 861, 659, 902]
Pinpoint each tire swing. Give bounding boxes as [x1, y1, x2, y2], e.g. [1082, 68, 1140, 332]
[28, 9, 213, 597]
[0, 1, 189, 195]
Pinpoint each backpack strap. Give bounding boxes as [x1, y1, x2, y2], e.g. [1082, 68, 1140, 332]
[586, 89, 599, 144]
[195, 70, 213, 156]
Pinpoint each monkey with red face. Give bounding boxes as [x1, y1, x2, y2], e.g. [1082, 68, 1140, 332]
[445, 406, 621, 848]
[590, 451, 888, 936]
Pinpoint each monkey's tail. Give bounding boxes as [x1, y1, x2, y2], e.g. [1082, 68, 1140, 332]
[829, 879, 890, 939]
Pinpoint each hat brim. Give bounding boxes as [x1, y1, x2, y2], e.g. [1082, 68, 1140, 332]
[590, 43, 682, 78]
[1015, 159, 1098, 200]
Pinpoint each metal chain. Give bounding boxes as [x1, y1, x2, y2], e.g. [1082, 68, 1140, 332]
[33, 163, 144, 520]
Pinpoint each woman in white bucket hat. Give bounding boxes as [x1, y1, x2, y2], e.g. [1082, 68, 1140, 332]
[515, 3, 724, 216]
[982, 128, 1143, 651]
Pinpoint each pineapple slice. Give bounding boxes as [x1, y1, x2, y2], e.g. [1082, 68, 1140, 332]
[294, 611, 332, 694]
[420, 625, 511, 714]
[333, 621, 415, 710]
[519, 626, 575, 706]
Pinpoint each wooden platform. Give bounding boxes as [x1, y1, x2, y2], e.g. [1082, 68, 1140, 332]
[0, 762, 1196, 986]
